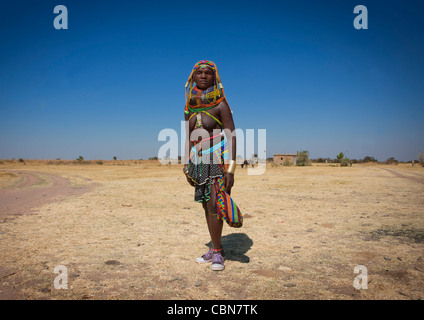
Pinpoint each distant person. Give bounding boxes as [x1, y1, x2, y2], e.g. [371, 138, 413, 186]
[182, 60, 243, 271]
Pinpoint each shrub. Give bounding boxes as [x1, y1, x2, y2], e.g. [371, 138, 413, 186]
[336, 152, 351, 167]
[283, 159, 293, 166]
[363, 156, 377, 163]
[296, 150, 311, 166]
[386, 157, 398, 165]
[340, 158, 350, 167]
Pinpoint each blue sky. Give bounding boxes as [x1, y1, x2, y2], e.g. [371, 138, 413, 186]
[0, 0, 423, 161]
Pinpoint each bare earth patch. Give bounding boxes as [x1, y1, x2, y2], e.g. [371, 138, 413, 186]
[0, 162, 423, 300]
[0, 170, 97, 221]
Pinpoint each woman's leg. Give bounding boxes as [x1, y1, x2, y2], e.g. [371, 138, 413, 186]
[202, 182, 223, 250]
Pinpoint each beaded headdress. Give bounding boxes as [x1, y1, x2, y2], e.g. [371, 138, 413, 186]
[184, 60, 229, 114]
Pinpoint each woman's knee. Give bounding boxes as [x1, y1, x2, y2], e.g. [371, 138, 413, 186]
[206, 198, 217, 215]
[205, 183, 217, 215]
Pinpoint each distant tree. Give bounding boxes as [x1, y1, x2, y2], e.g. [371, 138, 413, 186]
[363, 156, 377, 163]
[296, 150, 311, 166]
[340, 157, 350, 167]
[385, 157, 398, 165]
[113, 156, 117, 161]
[77, 156, 84, 162]
[335, 152, 351, 167]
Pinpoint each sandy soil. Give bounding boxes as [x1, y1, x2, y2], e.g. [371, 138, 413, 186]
[0, 170, 96, 220]
[0, 161, 423, 300]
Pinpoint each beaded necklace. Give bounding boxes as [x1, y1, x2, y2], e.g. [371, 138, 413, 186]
[184, 60, 231, 115]
[187, 86, 224, 113]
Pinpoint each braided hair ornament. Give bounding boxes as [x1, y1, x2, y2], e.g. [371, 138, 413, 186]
[184, 60, 232, 114]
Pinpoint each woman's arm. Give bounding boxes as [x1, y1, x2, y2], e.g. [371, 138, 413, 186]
[184, 112, 195, 186]
[219, 101, 236, 194]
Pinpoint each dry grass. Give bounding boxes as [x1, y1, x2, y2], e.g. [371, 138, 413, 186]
[0, 171, 22, 189]
[0, 161, 423, 300]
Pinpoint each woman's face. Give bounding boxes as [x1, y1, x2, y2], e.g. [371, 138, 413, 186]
[193, 66, 214, 90]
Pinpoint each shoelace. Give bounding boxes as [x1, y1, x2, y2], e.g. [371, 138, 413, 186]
[212, 253, 224, 265]
[202, 249, 214, 260]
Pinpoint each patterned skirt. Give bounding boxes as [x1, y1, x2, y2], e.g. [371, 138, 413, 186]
[186, 136, 243, 228]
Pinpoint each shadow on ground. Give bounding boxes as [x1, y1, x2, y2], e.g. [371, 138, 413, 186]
[206, 233, 253, 263]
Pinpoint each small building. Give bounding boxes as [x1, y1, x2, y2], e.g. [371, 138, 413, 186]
[273, 153, 297, 165]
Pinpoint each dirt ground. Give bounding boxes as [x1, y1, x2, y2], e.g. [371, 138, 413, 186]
[0, 161, 423, 300]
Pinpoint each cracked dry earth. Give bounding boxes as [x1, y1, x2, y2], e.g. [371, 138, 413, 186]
[0, 162, 423, 300]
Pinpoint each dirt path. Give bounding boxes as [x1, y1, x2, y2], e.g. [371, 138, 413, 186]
[381, 168, 424, 184]
[0, 170, 96, 220]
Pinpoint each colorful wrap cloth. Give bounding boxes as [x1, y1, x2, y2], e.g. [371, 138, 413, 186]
[187, 135, 243, 228]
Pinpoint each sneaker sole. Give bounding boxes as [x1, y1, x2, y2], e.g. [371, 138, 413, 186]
[211, 263, 225, 271]
[195, 258, 213, 263]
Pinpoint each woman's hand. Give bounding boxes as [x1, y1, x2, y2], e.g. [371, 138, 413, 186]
[186, 174, 195, 187]
[183, 165, 195, 187]
[223, 172, 234, 195]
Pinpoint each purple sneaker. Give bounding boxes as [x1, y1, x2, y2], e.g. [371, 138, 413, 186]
[211, 251, 225, 271]
[195, 248, 214, 263]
